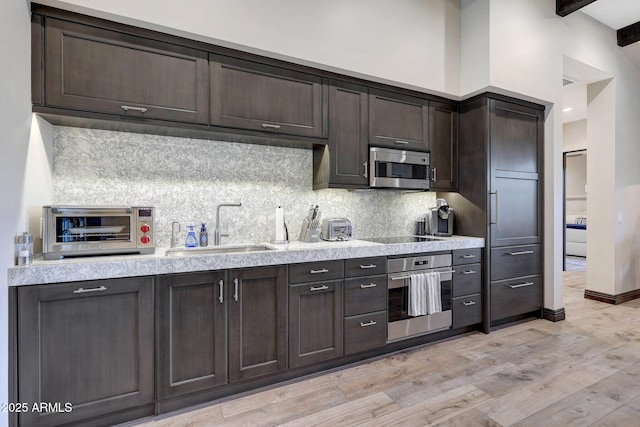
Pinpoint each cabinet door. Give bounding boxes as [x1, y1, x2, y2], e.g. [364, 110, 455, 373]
[211, 54, 326, 138]
[490, 99, 543, 247]
[17, 277, 154, 427]
[228, 265, 287, 382]
[369, 89, 429, 151]
[289, 280, 343, 368]
[429, 101, 458, 191]
[45, 18, 209, 124]
[156, 271, 227, 399]
[314, 80, 368, 189]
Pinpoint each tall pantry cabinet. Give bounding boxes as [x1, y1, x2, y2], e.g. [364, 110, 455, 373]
[453, 94, 545, 332]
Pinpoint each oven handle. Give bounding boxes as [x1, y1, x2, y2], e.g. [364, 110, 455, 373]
[388, 269, 453, 289]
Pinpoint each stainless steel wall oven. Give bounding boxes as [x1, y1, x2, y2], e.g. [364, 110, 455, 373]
[387, 253, 453, 342]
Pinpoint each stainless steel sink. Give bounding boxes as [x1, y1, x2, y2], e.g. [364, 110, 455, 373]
[166, 244, 277, 257]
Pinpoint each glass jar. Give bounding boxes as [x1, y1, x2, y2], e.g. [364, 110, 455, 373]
[15, 232, 33, 266]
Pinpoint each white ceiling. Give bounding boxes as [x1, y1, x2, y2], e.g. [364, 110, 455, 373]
[581, 0, 640, 30]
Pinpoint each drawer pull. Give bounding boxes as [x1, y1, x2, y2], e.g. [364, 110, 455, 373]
[508, 282, 535, 289]
[360, 283, 377, 289]
[262, 123, 281, 130]
[310, 285, 329, 292]
[73, 285, 107, 294]
[462, 270, 477, 275]
[462, 301, 477, 306]
[218, 280, 224, 304]
[121, 105, 147, 114]
[507, 250, 534, 256]
[310, 269, 329, 274]
[360, 320, 377, 327]
[360, 264, 377, 269]
[394, 140, 410, 145]
[233, 278, 239, 302]
[462, 254, 477, 259]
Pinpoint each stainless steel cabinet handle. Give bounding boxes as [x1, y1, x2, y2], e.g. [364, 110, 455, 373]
[310, 285, 329, 292]
[233, 278, 239, 301]
[360, 320, 377, 327]
[462, 301, 477, 306]
[262, 123, 281, 130]
[73, 285, 107, 294]
[121, 105, 148, 114]
[360, 283, 377, 289]
[462, 270, 476, 275]
[218, 280, 224, 304]
[462, 254, 476, 259]
[360, 264, 377, 269]
[490, 190, 498, 225]
[395, 140, 410, 145]
[363, 162, 368, 178]
[508, 282, 535, 289]
[432, 167, 437, 182]
[310, 269, 329, 274]
[507, 250, 534, 256]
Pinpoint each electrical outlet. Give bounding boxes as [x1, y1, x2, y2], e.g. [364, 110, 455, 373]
[617, 212, 623, 223]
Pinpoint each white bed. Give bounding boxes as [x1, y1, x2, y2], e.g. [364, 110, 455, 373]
[566, 214, 586, 257]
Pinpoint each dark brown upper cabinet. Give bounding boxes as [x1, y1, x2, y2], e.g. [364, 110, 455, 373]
[210, 54, 327, 138]
[313, 80, 369, 189]
[429, 101, 459, 191]
[369, 89, 429, 152]
[43, 18, 209, 124]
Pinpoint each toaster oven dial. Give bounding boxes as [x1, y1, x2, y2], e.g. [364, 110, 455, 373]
[140, 235, 151, 245]
[140, 224, 151, 234]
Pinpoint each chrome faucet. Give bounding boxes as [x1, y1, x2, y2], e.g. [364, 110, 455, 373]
[170, 221, 181, 248]
[214, 202, 242, 246]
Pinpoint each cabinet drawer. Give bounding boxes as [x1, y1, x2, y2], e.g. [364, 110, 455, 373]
[344, 311, 387, 355]
[344, 256, 387, 278]
[452, 248, 482, 265]
[452, 263, 482, 297]
[491, 244, 541, 281]
[289, 260, 343, 284]
[452, 294, 482, 329]
[490, 275, 542, 321]
[344, 275, 387, 316]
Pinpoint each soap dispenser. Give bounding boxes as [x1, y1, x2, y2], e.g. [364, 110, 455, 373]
[185, 225, 198, 248]
[199, 223, 209, 247]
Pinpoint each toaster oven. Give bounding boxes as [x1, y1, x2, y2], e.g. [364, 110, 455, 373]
[42, 206, 155, 259]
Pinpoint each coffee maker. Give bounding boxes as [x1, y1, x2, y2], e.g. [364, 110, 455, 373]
[428, 198, 454, 236]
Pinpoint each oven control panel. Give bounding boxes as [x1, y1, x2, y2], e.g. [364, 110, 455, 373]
[135, 207, 155, 247]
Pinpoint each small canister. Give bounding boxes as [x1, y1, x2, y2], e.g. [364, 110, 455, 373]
[15, 232, 33, 266]
[415, 217, 426, 236]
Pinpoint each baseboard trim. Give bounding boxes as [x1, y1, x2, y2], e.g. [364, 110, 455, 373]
[543, 307, 565, 322]
[584, 288, 640, 305]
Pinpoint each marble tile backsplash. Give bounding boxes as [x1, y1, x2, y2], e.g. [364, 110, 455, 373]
[53, 127, 437, 248]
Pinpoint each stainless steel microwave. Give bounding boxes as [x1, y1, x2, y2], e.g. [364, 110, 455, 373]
[42, 206, 155, 259]
[369, 147, 430, 190]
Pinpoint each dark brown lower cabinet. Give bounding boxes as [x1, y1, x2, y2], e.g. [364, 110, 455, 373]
[156, 271, 227, 399]
[17, 277, 154, 427]
[490, 275, 543, 321]
[228, 265, 288, 381]
[289, 280, 343, 367]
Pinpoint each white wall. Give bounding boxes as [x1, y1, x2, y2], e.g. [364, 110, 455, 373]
[563, 120, 587, 152]
[40, 0, 462, 96]
[1, 0, 37, 424]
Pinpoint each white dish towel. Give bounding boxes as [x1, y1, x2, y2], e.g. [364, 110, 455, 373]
[408, 273, 428, 317]
[426, 271, 442, 314]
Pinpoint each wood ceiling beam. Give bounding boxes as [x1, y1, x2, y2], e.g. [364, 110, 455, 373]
[618, 21, 640, 47]
[556, 0, 598, 17]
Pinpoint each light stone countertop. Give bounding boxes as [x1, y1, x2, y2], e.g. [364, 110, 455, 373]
[8, 235, 484, 286]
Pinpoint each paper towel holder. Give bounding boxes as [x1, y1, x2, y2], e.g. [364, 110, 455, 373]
[273, 205, 289, 245]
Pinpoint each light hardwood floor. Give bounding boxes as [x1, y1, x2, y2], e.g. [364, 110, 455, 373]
[135, 270, 640, 426]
